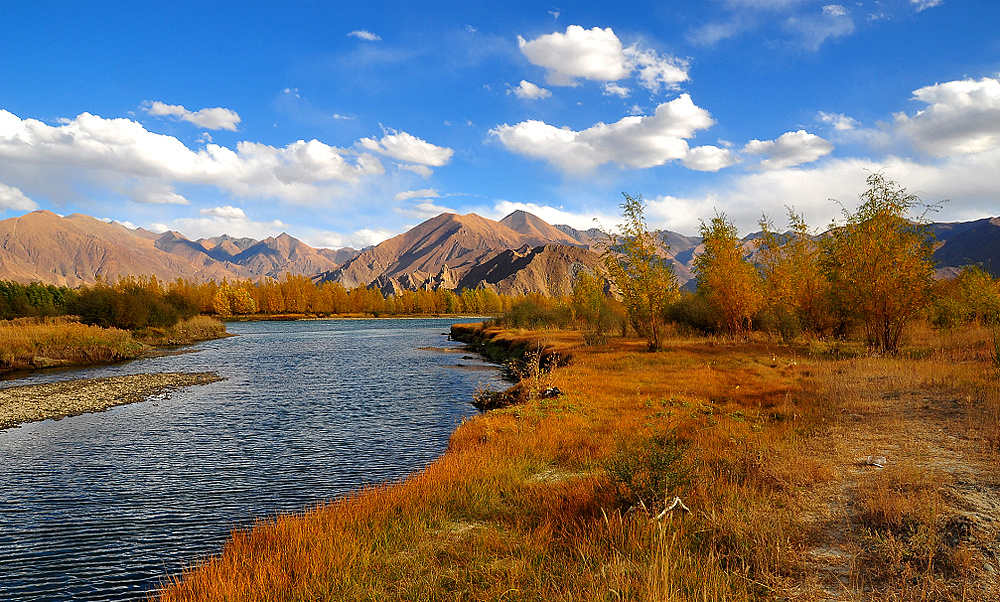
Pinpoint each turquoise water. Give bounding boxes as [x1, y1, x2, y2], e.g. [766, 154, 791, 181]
[0, 319, 502, 601]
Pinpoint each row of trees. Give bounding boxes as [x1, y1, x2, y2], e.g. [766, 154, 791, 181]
[601, 173, 998, 354]
[0, 273, 526, 331]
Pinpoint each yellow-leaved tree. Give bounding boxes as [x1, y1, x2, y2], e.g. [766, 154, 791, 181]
[820, 172, 936, 354]
[694, 212, 764, 337]
[756, 209, 831, 340]
[602, 193, 678, 351]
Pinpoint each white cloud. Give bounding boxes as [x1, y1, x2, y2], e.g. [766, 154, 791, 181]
[347, 30, 381, 41]
[742, 129, 834, 169]
[682, 145, 740, 172]
[490, 94, 715, 173]
[401, 164, 434, 178]
[489, 200, 618, 232]
[144, 101, 241, 131]
[623, 46, 690, 94]
[394, 201, 456, 220]
[602, 83, 631, 98]
[784, 4, 854, 51]
[199, 205, 247, 219]
[518, 26, 630, 86]
[169, 211, 289, 240]
[818, 111, 860, 130]
[893, 76, 1000, 156]
[394, 188, 440, 201]
[0, 110, 387, 207]
[510, 80, 552, 99]
[120, 180, 190, 205]
[348, 227, 396, 247]
[0, 182, 38, 211]
[358, 128, 454, 168]
[517, 25, 689, 93]
[910, 0, 942, 11]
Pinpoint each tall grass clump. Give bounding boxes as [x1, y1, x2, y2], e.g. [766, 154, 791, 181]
[0, 317, 143, 370]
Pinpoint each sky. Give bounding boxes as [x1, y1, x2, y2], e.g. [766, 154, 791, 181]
[0, 0, 998, 249]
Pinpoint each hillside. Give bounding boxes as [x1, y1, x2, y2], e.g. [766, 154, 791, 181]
[0, 208, 996, 292]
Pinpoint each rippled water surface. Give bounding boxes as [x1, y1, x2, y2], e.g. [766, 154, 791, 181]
[0, 319, 502, 601]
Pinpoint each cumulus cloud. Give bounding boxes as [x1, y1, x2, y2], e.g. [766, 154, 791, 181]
[0, 182, 38, 211]
[682, 145, 740, 172]
[144, 101, 241, 131]
[358, 128, 454, 169]
[893, 76, 1000, 156]
[394, 188, 440, 201]
[0, 109, 388, 206]
[199, 205, 247, 219]
[510, 80, 552, 99]
[347, 227, 396, 247]
[491, 94, 716, 173]
[818, 111, 860, 131]
[517, 25, 689, 93]
[743, 129, 834, 169]
[347, 30, 381, 41]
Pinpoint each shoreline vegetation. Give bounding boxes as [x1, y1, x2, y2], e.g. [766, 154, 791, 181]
[153, 320, 1000, 601]
[0, 315, 228, 377]
[0, 371, 224, 431]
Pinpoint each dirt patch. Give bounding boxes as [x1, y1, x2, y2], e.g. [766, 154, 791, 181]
[787, 372, 1000, 600]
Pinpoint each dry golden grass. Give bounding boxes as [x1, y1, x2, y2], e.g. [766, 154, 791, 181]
[136, 315, 228, 346]
[0, 316, 144, 370]
[154, 322, 999, 601]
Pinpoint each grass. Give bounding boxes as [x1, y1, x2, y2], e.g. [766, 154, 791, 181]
[0, 315, 228, 373]
[0, 316, 144, 370]
[153, 322, 1000, 601]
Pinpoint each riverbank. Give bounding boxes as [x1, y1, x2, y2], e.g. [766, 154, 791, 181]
[0, 315, 227, 377]
[154, 323, 1000, 601]
[0, 371, 224, 430]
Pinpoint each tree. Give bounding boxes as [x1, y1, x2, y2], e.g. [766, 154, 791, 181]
[694, 212, 763, 337]
[756, 209, 831, 338]
[602, 193, 678, 350]
[213, 285, 233, 318]
[820, 172, 936, 354]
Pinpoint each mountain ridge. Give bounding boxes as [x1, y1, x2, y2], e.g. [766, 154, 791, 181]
[0, 209, 996, 295]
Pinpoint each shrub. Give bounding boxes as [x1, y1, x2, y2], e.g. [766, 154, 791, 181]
[606, 431, 694, 514]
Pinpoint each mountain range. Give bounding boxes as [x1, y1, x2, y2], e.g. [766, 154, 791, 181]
[0, 209, 996, 295]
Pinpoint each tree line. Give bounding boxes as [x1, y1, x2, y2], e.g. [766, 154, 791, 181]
[0, 273, 525, 331]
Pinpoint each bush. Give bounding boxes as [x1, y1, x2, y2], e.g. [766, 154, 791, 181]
[665, 293, 716, 335]
[606, 431, 694, 514]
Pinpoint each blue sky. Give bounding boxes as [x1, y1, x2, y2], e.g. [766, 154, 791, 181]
[0, 0, 997, 248]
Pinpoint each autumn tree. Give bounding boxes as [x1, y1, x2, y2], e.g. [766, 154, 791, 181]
[694, 212, 763, 337]
[820, 172, 936, 353]
[602, 193, 678, 350]
[756, 209, 831, 338]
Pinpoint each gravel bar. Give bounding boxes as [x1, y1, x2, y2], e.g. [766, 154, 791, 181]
[0, 372, 224, 430]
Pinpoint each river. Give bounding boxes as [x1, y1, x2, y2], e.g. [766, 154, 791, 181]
[0, 318, 503, 601]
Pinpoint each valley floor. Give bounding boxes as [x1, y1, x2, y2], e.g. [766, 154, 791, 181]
[154, 324, 999, 601]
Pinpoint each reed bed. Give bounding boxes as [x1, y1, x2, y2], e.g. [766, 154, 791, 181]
[154, 323, 999, 601]
[0, 317, 143, 370]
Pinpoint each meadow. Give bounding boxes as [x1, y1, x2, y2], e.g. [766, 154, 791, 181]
[153, 320, 999, 601]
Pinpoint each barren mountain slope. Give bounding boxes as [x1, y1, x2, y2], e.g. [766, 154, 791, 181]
[0, 211, 236, 286]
